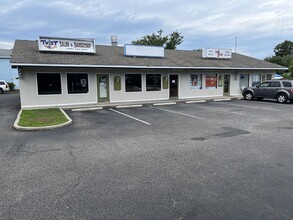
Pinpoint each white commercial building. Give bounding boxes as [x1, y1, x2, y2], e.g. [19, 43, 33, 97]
[11, 37, 286, 109]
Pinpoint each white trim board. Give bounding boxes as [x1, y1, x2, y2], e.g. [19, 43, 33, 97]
[11, 63, 288, 71]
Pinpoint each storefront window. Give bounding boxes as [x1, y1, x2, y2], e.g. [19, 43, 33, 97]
[125, 74, 142, 92]
[239, 74, 249, 88]
[67, 74, 88, 94]
[37, 73, 61, 95]
[146, 74, 161, 91]
[206, 74, 217, 89]
[190, 74, 202, 89]
[266, 74, 272, 80]
[252, 74, 261, 86]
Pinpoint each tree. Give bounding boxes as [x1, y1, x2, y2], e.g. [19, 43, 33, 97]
[265, 40, 293, 79]
[132, 30, 183, 49]
[274, 40, 293, 57]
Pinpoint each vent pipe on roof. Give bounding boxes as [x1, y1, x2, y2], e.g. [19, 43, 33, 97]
[111, 35, 118, 46]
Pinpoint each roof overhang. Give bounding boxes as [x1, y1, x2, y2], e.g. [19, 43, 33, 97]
[10, 63, 288, 71]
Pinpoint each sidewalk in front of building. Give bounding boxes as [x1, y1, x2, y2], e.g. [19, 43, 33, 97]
[68, 95, 244, 112]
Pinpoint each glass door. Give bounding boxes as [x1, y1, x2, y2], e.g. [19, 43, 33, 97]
[97, 75, 109, 102]
[223, 74, 230, 96]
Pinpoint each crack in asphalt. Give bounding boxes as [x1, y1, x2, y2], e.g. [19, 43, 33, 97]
[8, 142, 83, 199]
[59, 144, 82, 198]
[171, 199, 184, 220]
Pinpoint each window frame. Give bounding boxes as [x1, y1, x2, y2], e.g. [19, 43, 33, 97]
[252, 74, 261, 87]
[190, 74, 202, 89]
[36, 72, 62, 96]
[206, 74, 217, 89]
[239, 74, 249, 88]
[146, 74, 161, 92]
[125, 74, 142, 92]
[66, 72, 89, 95]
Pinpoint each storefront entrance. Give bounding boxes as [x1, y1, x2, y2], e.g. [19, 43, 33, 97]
[223, 74, 230, 96]
[97, 74, 109, 102]
[169, 75, 178, 98]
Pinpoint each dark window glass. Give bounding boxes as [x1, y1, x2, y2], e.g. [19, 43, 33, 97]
[0, 82, 5, 85]
[259, 82, 270, 88]
[37, 73, 61, 95]
[125, 74, 142, 92]
[266, 74, 272, 80]
[269, 81, 281, 87]
[146, 74, 161, 91]
[282, 81, 292, 87]
[67, 74, 88, 94]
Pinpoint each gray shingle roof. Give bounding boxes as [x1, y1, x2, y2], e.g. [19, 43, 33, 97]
[11, 40, 286, 70]
[0, 49, 12, 58]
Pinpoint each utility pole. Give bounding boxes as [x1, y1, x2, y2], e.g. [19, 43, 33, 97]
[234, 36, 238, 53]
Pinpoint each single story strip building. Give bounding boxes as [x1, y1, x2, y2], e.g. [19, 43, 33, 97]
[11, 37, 286, 109]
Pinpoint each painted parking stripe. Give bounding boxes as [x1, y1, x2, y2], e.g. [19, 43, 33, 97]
[218, 102, 282, 111]
[194, 105, 248, 116]
[153, 107, 202, 119]
[109, 108, 151, 125]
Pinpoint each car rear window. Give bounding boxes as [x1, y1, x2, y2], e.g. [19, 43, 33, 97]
[0, 82, 5, 85]
[282, 81, 292, 87]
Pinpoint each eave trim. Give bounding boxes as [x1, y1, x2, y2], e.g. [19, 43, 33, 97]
[10, 63, 288, 71]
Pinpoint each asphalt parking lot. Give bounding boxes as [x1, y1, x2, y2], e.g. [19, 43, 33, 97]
[1, 92, 293, 220]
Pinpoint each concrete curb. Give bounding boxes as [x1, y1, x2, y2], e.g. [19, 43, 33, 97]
[14, 108, 72, 131]
[185, 100, 206, 104]
[153, 102, 176, 106]
[116, 104, 143, 109]
[213, 98, 232, 102]
[72, 107, 103, 112]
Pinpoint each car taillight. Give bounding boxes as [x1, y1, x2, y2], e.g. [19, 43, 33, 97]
[5, 85, 8, 88]
[291, 88, 293, 93]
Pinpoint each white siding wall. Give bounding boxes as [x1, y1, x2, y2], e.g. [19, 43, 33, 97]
[179, 73, 223, 99]
[110, 73, 169, 102]
[19, 68, 98, 108]
[19, 67, 276, 108]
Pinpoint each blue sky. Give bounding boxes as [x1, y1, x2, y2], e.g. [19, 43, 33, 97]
[0, 0, 292, 59]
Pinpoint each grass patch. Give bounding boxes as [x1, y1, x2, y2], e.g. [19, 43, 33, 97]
[18, 108, 69, 127]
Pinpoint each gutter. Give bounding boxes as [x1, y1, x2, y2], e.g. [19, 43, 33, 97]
[10, 63, 288, 71]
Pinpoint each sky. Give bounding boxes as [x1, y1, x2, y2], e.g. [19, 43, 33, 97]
[0, 0, 292, 59]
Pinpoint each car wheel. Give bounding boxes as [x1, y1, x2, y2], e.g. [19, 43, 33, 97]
[244, 91, 253, 100]
[0, 88, 3, 94]
[257, 98, 263, 101]
[277, 93, 288, 103]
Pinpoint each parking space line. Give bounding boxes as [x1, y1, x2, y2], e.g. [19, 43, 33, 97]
[153, 107, 202, 119]
[109, 108, 151, 125]
[194, 105, 247, 116]
[215, 102, 282, 111]
[229, 111, 247, 116]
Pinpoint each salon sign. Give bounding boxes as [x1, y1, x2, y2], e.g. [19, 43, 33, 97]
[38, 36, 96, 53]
[202, 48, 232, 59]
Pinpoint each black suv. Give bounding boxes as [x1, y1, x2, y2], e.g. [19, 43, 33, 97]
[242, 80, 293, 103]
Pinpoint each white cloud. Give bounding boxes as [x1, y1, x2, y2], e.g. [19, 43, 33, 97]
[0, 40, 14, 49]
[0, 0, 28, 15]
[0, 0, 292, 58]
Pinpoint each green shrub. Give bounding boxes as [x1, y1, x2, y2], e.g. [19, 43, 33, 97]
[7, 82, 15, 91]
